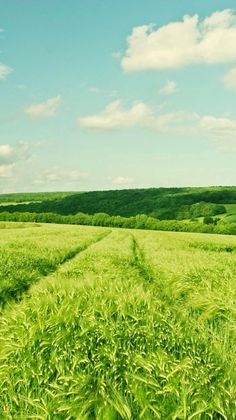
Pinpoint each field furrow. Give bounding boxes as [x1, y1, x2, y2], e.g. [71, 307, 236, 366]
[0, 224, 109, 310]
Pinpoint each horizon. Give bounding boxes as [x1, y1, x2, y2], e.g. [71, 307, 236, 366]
[1, 184, 236, 197]
[1, 0, 236, 193]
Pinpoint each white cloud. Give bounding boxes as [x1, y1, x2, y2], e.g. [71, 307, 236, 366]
[16, 84, 27, 90]
[199, 115, 236, 150]
[0, 143, 30, 165]
[112, 176, 133, 185]
[121, 9, 236, 71]
[24, 95, 61, 119]
[88, 86, 101, 93]
[151, 111, 199, 133]
[0, 164, 15, 178]
[0, 144, 14, 159]
[0, 143, 32, 179]
[223, 66, 236, 91]
[77, 97, 236, 151]
[0, 63, 12, 79]
[78, 100, 200, 132]
[159, 80, 177, 95]
[200, 115, 236, 137]
[34, 169, 89, 185]
[87, 86, 118, 97]
[78, 100, 151, 130]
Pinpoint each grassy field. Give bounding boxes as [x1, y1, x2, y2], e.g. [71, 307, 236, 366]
[220, 205, 236, 224]
[0, 223, 236, 418]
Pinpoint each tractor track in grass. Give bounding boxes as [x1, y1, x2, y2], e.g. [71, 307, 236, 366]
[131, 234, 170, 301]
[131, 235, 156, 286]
[55, 229, 111, 267]
[0, 229, 111, 310]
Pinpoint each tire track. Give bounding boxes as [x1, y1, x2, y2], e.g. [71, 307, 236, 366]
[131, 235, 156, 285]
[0, 229, 111, 310]
[56, 229, 111, 267]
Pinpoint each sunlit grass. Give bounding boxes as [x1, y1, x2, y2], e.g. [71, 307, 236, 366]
[0, 225, 235, 418]
[0, 224, 108, 309]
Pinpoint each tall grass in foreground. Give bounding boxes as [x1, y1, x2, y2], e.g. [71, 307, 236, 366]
[0, 227, 236, 418]
[0, 224, 108, 309]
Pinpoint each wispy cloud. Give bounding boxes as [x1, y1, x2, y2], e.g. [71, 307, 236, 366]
[199, 114, 236, 151]
[0, 143, 32, 179]
[121, 9, 236, 71]
[77, 98, 236, 151]
[0, 143, 31, 165]
[34, 169, 89, 185]
[0, 164, 15, 178]
[16, 84, 27, 90]
[78, 100, 198, 133]
[88, 86, 101, 93]
[150, 111, 199, 133]
[112, 176, 133, 185]
[159, 80, 177, 95]
[24, 95, 61, 119]
[78, 100, 151, 130]
[200, 115, 236, 137]
[0, 63, 12, 80]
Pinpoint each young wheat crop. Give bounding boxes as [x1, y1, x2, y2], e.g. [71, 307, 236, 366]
[0, 224, 235, 418]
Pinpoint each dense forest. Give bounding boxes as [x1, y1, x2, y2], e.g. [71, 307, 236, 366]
[1, 186, 235, 220]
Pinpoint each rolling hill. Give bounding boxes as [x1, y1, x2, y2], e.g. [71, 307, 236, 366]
[1, 186, 236, 221]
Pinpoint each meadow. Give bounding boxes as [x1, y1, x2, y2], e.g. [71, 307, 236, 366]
[0, 222, 236, 418]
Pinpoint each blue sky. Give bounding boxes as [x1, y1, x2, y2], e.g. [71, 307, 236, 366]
[1, 0, 236, 192]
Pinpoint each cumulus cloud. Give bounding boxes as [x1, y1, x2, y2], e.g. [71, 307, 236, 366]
[223, 66, 236, 91]
[0, 144, 14, 159]
[121, 9, 236, 71]
[0, 143, 31, 179]
[0, 63, 12, 79]
[159, 80, 177, 95]
[78, 100, 151, 130]
[78, 100, 199, 132]
[0, 143, 30, 165]
[77, 97, 236, 151]
[24, 95, 61, 119]
[34, 169, 89, 185]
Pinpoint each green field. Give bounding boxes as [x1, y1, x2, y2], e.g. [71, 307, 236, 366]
[220, 205, 236, 224]
[0, 222, 236, 418]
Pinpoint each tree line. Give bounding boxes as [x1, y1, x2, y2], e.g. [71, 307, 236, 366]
[0, 187, 229, 220]
[1, 211, 236, 235]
